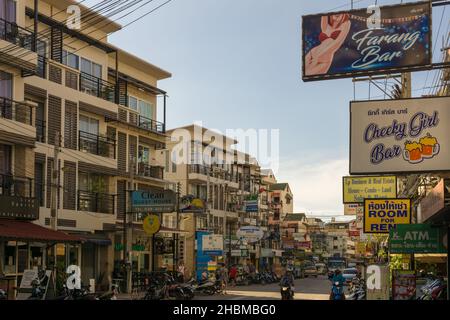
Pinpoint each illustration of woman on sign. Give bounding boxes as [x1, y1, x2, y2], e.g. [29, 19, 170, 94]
[304, 14, 351, 76]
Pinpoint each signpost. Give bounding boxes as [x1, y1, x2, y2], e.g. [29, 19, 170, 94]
[389, 224, 446, 254]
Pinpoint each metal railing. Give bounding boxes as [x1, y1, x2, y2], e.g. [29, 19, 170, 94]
[0, 97, 33, 125]
[0, 18, 35, 50]
[77, 190, 115, 214]
[0, 173, 33, 198]
[80, 72, 116, 103]
[137, 162, 164, 180]
[35, 119, 45, 142]
[36, 55, 47, 78]
[188, 164, 237, 182]
[138, 115, 165, 134]
[79, 130, 116, 159]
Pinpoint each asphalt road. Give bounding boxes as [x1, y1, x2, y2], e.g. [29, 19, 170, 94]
[194, 275, 331, 300]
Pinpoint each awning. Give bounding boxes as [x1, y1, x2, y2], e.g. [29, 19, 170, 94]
[75, 233, 112, 246]
[0, 220, 82, 243]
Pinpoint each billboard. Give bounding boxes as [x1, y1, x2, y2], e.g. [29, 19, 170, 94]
[390, 224, 446, 254]
[343, 176, 397, 203]
[364, 198, 411, 233]
[350, 96, 450, 174]
[302, 1, 432, 81]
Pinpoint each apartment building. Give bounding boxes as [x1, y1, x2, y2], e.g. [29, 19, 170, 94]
[161, 124, 264, 276]
[324, 221, 351, 258]
[0, 0, 172, 289]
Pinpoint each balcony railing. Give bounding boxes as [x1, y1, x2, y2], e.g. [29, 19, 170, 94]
[0, 97, 33, 125]
[37, 55, 47, 78]
[80, 72, 116, 103]
[137, 162, 164, 180]
[0, 173, 33, 198]
[36, 119, 45, 142]
[188, 164, 237, 182]
[79, 130, 116, 159]
[138, 115, 165, 134]
[77, 190, 115, 214]
[0, 18, 35, 50]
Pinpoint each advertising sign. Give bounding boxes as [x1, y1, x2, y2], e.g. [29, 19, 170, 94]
[0, 196, 39, 220]
[343, 176, 397, 203]
[142, 214, 161, 235]
[131, 190, 175, 214]
[180, 195, 205, 213]
[366, 265, 389, 300]
[364, 199, 411, 233]
[392, 270, 416, 300]
[244, 200, 258, 213]
[202, 234, 224, 256]
[419, 179, 445, 223]
[389, 224, 446, 254]
[350, 96, 450, 174]
[236, 226, 264, 243]
[344, 203, 364, 215]
[302, 1, 431, 81]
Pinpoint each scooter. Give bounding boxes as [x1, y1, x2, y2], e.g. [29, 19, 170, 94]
[330, 281, 345, 300]
[280, 286, 294, 300]
[347, 279, 366, 300]
[188, 278, 216, 295]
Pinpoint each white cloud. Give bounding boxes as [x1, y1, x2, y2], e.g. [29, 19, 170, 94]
[275, 152, 349, 219]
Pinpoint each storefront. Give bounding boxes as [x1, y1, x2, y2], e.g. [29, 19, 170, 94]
[0, 220, 81, 299]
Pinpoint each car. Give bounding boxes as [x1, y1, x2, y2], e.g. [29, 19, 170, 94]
[342, 268, 358, 283]
[315, 263, 327, 275]
[303, 265, 318, 278]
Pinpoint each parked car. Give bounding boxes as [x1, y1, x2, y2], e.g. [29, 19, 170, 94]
[303, 265, 318, 278]
[342, 268, 358, 283]
[315, 263, 327, 275]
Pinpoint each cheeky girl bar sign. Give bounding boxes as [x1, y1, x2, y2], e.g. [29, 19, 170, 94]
[302, 1, 431, 81]
[350, 96, 450, 175]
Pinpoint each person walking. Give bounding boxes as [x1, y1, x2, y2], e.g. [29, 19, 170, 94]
[229, 264, 238, 287]
[177, 261, 186, 283]
[218, 263, 229, 295]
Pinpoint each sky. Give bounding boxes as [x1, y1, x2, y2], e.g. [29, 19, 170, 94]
[96, 0, 449, 221]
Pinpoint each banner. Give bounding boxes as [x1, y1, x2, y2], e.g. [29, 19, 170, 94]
[302, 1, 431, 81]
[350, 97, 450, 174]
[237, 226, 264, 243]
[364, 198, 411, 233]
[343, 176, 397, 204]
[202, 234, 224, 256]
[389, 224, 446, 254]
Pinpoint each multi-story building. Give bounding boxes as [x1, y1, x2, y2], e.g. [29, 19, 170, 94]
[324, 221, 350, 258]
[0, 0, 172, 291]
[268, 183, 293, 221]
[305, 218, 327, 258]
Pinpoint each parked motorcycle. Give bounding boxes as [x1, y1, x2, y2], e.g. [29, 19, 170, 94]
[347, 278, 366, 300]
[417, 276, 447, 300]
[187, 278, 216, 295]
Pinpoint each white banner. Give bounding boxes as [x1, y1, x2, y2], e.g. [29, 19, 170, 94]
[350, 97, 450, 174]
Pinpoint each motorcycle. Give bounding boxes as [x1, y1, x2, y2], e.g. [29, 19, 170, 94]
[330, 281, 345, 300]
[187, 278, 216, 295]
[0, 289, 6, 300]
[96, 284, 120, 300]
[417, 276, 447, 300]
[280, 286, 294, 300]
[347, 278, 366, 300]
[143, 278, 166, 300]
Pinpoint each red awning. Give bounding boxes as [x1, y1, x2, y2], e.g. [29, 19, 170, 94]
[0, 220, 82, 243]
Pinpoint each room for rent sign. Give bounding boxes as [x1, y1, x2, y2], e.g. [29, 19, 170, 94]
[364, 199, 411, 233]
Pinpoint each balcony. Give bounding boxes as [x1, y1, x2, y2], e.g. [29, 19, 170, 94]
[80, 72, 116, 103]
[138, 115, 165, 134]
[0, 173, 37, 219]
[188, 164, 238, 183]
[0, 97, 33, 125]
[79, 131, 116, 159]
[0, 18, 37, 73]
[77, 190, 115, 214]
[137, 162, 164, 180]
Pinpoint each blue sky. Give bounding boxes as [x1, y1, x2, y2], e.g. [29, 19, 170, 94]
[102, 0, 449, 220]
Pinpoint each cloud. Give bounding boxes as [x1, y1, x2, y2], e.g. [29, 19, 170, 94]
[275, 153, 349, 219]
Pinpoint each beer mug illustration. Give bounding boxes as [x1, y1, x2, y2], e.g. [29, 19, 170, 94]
[403, 141, 422, 164]
[419, 133, 440, 159]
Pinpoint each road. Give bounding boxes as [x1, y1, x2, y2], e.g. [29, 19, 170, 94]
[195, 275, 331, 300]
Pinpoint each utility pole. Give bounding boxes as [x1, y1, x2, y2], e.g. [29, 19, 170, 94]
[173, 182, 181, 272]
[125, 155, 136, 293]
[206, 166, 211, 232]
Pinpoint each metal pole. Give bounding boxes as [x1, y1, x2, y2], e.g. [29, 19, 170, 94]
[33, 0, 38, 52]
[206, 166, 211, 231]
[51, 132, 60, 231]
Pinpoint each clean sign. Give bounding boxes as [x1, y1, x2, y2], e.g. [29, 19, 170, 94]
[132, 190, 176, 213]
[343, 176, 397, 204]
[389, 224, 446, 254]
[364, 198, 411, 233]
[351, 96, 450, 174]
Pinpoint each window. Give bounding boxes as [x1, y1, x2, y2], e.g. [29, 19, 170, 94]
[138, 100, 152, 119]
[0, 144, 11, 175]
[79, 115, 99, 135]
[78, 172, 107, 193]
[62, 50, 79, 69]
[138, 145, 150, 164]
[0, 0, 16, 23]
[128, 96, 138, 111]
[81, 57, 102, 78]
[0, 70, 12, 99]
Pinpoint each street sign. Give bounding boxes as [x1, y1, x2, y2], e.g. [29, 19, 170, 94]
[131, 190, 175, 213]
[389, 224, 446, 254]
[143, 215, 161, 235]
[364, 198, 411, 233]
[244, 200, 258, 213]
